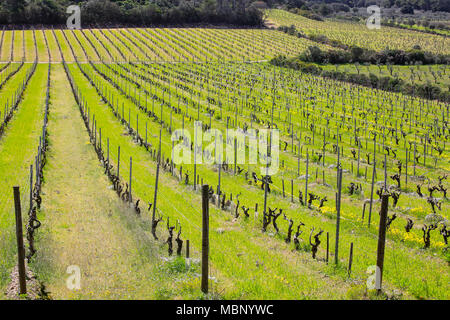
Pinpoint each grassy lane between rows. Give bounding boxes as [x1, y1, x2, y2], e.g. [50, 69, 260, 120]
[44, 31, 62, 62]
[35, 30, 50, 62]
[13, 30, 23, 62]
[31, 64, 176, 299]
[0, 64, 47, 297]
[25, 31, 36, 62]
[0, 31, 12, 62]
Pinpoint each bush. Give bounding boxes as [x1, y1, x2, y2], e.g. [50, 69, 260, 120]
[318, 3, 333, 16]
[286, 0, 306, 9]
[82, 0, 123, 25]
[351, 46, 365, 62]
[287, 43, 450, 66]
[24, 0, 65, 25]
[301, 46, 326, 63]
[400, 5, 414, 14]
[330, 3, 350, 12]
[326, 50, 351, 64]
[270, 55, 321, 74]
[291, 8, 324, 21]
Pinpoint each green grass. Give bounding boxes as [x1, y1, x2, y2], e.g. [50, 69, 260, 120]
[0, 23, 447, 300]
[67, 60, 449, 299]
[0, 31, 12, 62]
[44, 30, 62, 62]
[93, 60, 450, 297]
[53, 30, 74, 62]
[65, 62, 362, 299]
[30, 64, 167, 299]
[35, 30, 49, 62]
[0, 64, 47, 294]
[13, 30, 24, 62]
[24, 31, 36, 62]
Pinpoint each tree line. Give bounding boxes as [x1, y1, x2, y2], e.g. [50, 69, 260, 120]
[283, 0, 450, 13]
[0, 0, 264, 26]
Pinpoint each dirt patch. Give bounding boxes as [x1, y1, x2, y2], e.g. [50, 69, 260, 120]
[6, 263, 48, 300]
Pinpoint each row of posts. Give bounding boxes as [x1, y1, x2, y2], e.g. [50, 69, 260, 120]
[11, 162, 389, 296]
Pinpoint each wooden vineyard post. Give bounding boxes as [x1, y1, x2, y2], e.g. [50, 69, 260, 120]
[129, 157, 132, 203]
[29, 165, 33, 211]
[217, 157, 221, 207]
[304, 150, 309, 205]
[383, 154, 387, 191]
[297, 139, 300, 176]
[282, 179, 285, 198]
[201, 185, 210, 294]
[335, 168, 342, 265]
[326, 232, 329, 264]
[263, 132, 271, 220]
[194, 123, 197, 191]
[376, 194, 389, 294]
[186, 240, 190, 259]
[348, 242, 353, 276]
[357, 141, 360, 177]
[336, 147, 340, 188]
[368, 159, 376, 227]
[322, 129, 326, 168]
[152, 130, 162, 230]
[117, 146, 121, 178]
[263, 175, 268, 218]
[13, 187, 27, 295]
[424, 134, 427, 167]
[405, 149, 408, 188]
